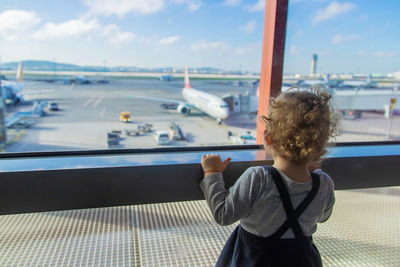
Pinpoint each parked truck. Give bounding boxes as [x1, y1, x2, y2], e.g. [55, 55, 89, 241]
[120, 112, 131, 123]
[107, 131, 121, 147]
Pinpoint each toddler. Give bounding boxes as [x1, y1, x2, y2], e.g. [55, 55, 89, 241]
[200, 88, 338, 267]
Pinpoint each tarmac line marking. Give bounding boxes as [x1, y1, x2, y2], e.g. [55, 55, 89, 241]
[83, 96, 96, 107]
[92, 96, 104, 108]
[99, 107, 106, 117]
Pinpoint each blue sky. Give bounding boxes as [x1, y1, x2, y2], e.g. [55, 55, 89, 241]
[285, 0, 400, 74]
[0, 0, 398, 74]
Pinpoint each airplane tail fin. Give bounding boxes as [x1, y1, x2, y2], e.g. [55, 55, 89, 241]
[184, 65, 191, 88]
[17, 62, 23, 82]
[324, 73, 330, 83]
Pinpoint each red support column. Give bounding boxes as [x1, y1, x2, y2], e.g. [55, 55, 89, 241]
[256, 0, 288, 144]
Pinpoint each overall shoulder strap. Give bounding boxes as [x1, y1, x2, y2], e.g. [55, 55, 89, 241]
[264, 166, 320, 238]
[272, 171, 320, 238]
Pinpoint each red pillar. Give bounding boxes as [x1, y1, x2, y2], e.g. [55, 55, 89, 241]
[256, 0, 288, 144]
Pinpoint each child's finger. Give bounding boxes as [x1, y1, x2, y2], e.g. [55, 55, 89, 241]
[222, 157, 232, 169]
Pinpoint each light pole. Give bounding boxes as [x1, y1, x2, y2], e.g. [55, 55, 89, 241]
[53, 58, 56, 81]
[0, 56, 7, 142]
[103, 59, 106, 82]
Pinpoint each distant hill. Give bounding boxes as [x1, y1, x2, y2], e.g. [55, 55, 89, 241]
[1, 60, 254, 75]
[2, 60, 104, 72]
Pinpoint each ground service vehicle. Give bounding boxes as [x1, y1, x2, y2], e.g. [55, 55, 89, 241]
[49, 102, 59, 111]
[120, 112, 131, 122]
[228, 131, 256, 145]
[107, 131, 120, 147]
[154, 131, 170, 145]
[169, 122, 185, 140]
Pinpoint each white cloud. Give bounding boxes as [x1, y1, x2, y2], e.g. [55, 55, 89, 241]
[101, 24, 136, 45]
[84, 0, 202, 16]
[289, 45, 300, 55]
[331, 33, 359, 44]
[234, 42, 261, 55]
[356, 50, 366, 56]
[138, 36, 158, 45]
[293, 30, 303, 39]
[374, 51, 398, 57]
[4, 35, 18, 41]
[313, 2, 355, 25]
[240, 20, 256, 34]
[190, 40, 227, 52]
[223, 0, 242, 6]
[111, 32, 135, 44]
[158, 35, 180, 45]
[170, 0, 202, 11]
[34, 18, 135, 45]
[246, 0, 264, 12]
[187, 1, 202, 11]
[34, 18, 100, 39]
[292, 0, 327, 3]
[0, 10, 41, 33]
[84, 0, 165, 16]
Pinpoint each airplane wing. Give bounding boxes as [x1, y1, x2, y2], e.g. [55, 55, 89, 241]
[127, 94, 195, 108]
[2, 81, 23, 92]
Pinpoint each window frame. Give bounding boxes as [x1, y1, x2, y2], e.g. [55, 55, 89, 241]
[0, 142, 400, 215]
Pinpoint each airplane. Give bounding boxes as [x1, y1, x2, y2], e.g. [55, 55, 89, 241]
[336, 76, 378, 89]
[1, 62, 24, 104]
[63, 75, 92, 85]
[128, 66, 230, 124]
[285, 74, 331, 88]
[1, 62, 55, 104]
[283, 73, 381, 90]
[159, 74, 172, 81]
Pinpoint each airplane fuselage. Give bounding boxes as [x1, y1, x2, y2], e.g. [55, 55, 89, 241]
[182, 87, 229, 121]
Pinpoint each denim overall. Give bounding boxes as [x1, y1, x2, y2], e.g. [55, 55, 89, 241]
[215, 166, 323, 267]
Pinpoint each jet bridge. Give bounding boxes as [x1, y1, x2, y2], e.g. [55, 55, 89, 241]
[331, 89, 400, 111]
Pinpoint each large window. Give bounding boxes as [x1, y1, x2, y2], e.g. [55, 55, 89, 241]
[0, 2, 399, 266]
[0, 1, 265, 153]
[2, 1, 398, 154]
[283, 0, 400, 143]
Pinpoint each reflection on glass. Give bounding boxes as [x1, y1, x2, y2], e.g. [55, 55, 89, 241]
[0, 1, 265, 153]
[283, 0, 400, 143]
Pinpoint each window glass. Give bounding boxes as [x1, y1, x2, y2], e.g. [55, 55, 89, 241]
[284, 0, 400, 142]
[0, 0, 264, 152]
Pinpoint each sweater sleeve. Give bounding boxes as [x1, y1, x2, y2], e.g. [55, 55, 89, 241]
[199, 167, 261, 226]
[316, 171, 336, 223]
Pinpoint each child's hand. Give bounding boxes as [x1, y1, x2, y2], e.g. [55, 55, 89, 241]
[307, 160, 322, 172]
[201, 154, 231, 177]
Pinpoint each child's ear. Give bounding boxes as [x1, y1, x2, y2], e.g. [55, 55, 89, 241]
[263, 130, 272, 145]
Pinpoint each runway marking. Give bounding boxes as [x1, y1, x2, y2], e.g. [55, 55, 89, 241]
[83, 96, 96, 107]
[99, 107, 106, 117]
[92, 96, 104, 108]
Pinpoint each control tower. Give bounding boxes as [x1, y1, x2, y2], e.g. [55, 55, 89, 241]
[310, 54, 318, 76]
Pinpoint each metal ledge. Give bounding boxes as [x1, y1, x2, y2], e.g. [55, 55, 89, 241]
[0, 143, 399, 215]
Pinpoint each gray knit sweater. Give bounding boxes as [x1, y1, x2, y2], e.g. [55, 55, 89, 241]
[200, 166, 335, 238]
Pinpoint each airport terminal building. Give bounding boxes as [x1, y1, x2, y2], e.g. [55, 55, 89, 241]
[0, 1, 399, 266]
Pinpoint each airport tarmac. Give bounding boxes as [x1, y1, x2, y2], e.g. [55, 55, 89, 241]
[2, 77, 400, 153]
[3, 78, 257, 153]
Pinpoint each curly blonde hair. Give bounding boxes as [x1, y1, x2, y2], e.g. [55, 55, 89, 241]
[261, 87, 338, 164]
